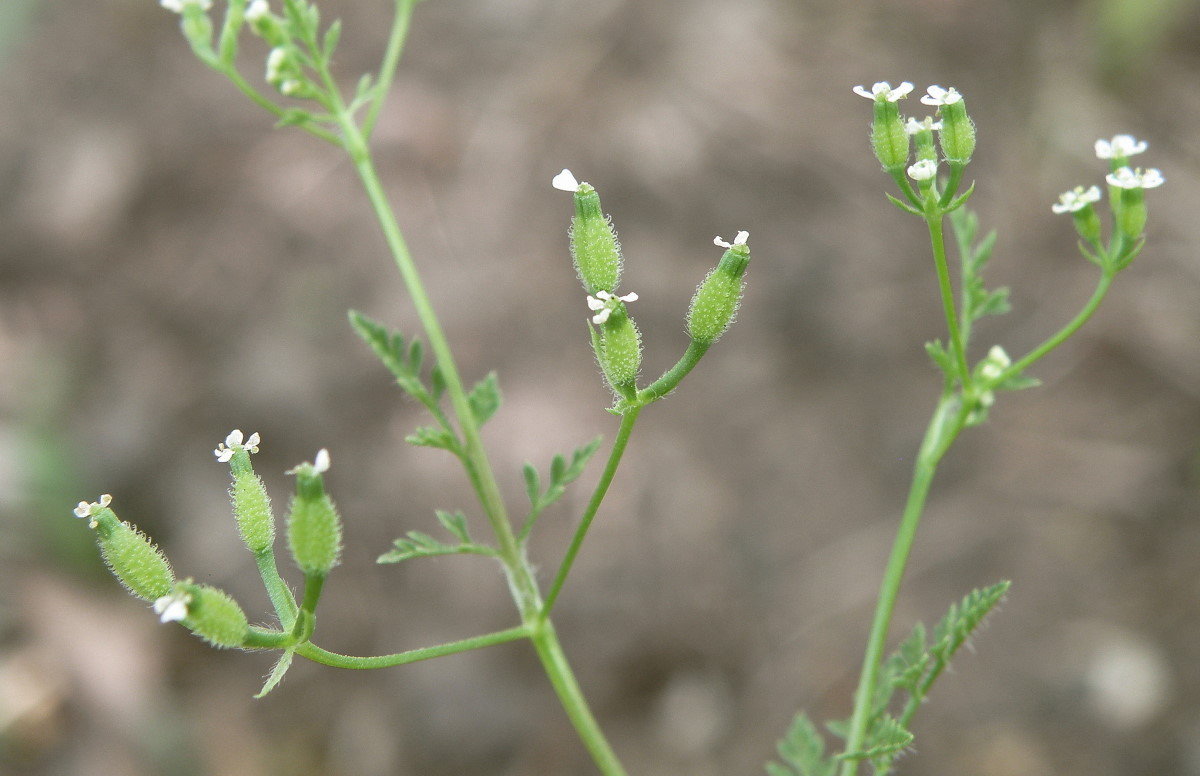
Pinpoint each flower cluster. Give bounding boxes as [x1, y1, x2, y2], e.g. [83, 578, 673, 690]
[852, 81, 975, 180]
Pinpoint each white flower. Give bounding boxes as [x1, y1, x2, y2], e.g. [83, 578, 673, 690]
[921, 85, 963, 106]
[153, 589, 192, 624]
[907, 158, 938, 181]
[1106, 167, 1165, 190]
[713, 231, 749, 249]
[905, 116, 943, 135]
[286, 449, 331, 476]
[266, 47, 289, 83]
[1051, 185, 1102, 214]
[287, 448, 331, 475]
[979, 345, 1011, 380]
[551, 169, 580, 192]
[1095, 134, 1148, 160]
[245, 0, 269, 22]
[73, 493, 113, 519]
[214, 429, 261, 462]
[852, 81, 913, 102]
[160, 0, 213, 13]
[586, 290, 638, 324]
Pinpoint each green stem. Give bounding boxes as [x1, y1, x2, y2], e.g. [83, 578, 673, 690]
[296, 625, 532, 668]
[362, 0, 417, 139]
[1004, 270, 1114, 381]
[530, 620, 629, 776]
[636, 341, 711, 404]
[838, 394, 969, 776]
[254, 549, 298, 629]
[927, 215, 972, 387]
[540, 407, 641, 621]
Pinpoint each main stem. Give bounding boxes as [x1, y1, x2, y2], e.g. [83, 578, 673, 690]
[838, 394, 967, 776]
[337, 120, 626, 775]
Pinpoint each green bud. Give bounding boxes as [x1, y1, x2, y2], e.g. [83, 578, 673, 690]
[78, 497, 175, 602]
[1072, 206, 1103, 244]
[870, 98, 910, 174]
[180, 6, 219, 67]
[556, 170, 623, 294]
[594, 304, 642, 399]
[928, 87, 975, 165]
[286, 450, 343, 576]
[179, 583, 249, 649]
[687, 233, 751, 345]
[231, 469, 275, 554]
[1115, 186, 1148, 238]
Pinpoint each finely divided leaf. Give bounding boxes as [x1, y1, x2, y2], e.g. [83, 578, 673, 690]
[468, 372, 502, 426]
[255, 648, 295, 698]
[767, 713, 836, 776]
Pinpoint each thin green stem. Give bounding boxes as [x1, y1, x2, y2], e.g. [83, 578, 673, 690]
[927, 216, 972, 386]
[219, 64, 342, 146]
[363, 0, 417, 139]
[254, 549, 298, 629]
[636, 341, 711, 405]
[539, 407, 642, 621]
[296, 625, 532, 668]
[1003, 269, 1114, 381]
[530, 621, 629, 776]
[838, 394, 969, 776]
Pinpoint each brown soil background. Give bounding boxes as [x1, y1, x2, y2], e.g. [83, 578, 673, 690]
[3, 1, 1200, 774]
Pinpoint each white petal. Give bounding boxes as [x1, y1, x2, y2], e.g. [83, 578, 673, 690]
[154, 592, 191, 623]
[1140, 168, 1165, 188]
[733, 230, 749, 245]
[713, 236, 732, 248]
[618, 291, 639, 303]
[592, 308, 612, 325]
[313, 449, 331, 473]
[224, 429, 244, 447]
[852, 85, 875, 99]
[74, 502, 92, 518]
[551, 169, 579, 191]
[586, 295, 606, 311]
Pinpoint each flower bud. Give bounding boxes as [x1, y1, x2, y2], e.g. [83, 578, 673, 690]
[80, 500, 175, 602]
[870, 98, 910, 174]
[922, 86, 974, 165]
[554, 170, 623, 295]
[177, 583, 249, 649]
[687, 232, 751, 345]
[286, 450, 342, 577]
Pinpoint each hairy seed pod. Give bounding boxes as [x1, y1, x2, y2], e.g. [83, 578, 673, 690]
[91, 512, 176, 602]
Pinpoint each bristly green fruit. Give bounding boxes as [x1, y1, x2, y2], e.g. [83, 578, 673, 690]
[569, 183, 623, 295]
[687, 234, 751, 345]
[231, 469, 275, 554]
[287, 452, 343, 576]
[182, 583, 250, 649]
[90, 511, 176, 602]
[594, 304, 642, 398]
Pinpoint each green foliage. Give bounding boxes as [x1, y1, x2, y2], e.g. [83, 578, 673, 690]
[255, 648, 296, 698]
[950, 207, 1008, 326]
[822, 581, 1010, 776]
[468, 372, 502, 427]
[378, 510, 497, 564]
[766, 713, 837, 776]
[519, 437, 604, 540]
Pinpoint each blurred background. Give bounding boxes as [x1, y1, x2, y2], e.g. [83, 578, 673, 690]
[4, 0, 1200, 774]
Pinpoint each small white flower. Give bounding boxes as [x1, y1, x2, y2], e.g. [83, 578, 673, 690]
[852, 81, 914, 102]
[286, 448, 332, 476]
[905, 116, 942, 135]
[907, 158, 938, 181]
[214, 429, 261, 462]
[920, 85, 963, 106]
[979, 345, 1011, 380]
[73, 493, 113, 519]
[245, 0, 269, 22]
[160, 0, 213, 13]
[153, 589, 192, 624]
[266, 47, 289, 83]
[1095, 134, 1148, 160]
[713, 231, 750, 249]
[1106, 167, 1165, 190]
[1051, 185, 1102, 214]
[586, 290, 638, 324]
[551, 169, 580, 192]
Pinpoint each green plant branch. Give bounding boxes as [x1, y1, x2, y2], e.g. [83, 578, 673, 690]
[1003, 268, 1115, 382]
[926, 215, 972, 386]
[363, 0, 417, 139]
[539, 407, 642, 622]
[529, 620, 629, 776]
[254, 548, 298, 629]
[838, 392, 970, 776]
[295, 625, 532, 668]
